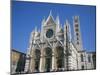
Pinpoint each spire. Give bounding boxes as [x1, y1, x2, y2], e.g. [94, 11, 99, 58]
[56, 23, 63, 34]
[56, 14, 63, 33]
[42, 16, 45, 25]
[49, 10, 52, 16]
[65, 19, 72, 41]
[73, 16, 83, 50]
[31, 29, 34, 34]
[34, 26, 40, 38]
[57, 24, 61, 31]
[65, 19, 69, 26]
[68, 22, 72, 41]
[65, 19, 69, 32]
[35, 26, 37, 32]
[38, 28, 40, 32]
[56, 14, 60, 25]
[45, 10, 55, 25]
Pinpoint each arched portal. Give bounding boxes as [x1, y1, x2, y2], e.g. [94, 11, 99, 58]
[45, 47, 52, 72]
[34, 49, 40, 72]
[56, 46, 64, 70]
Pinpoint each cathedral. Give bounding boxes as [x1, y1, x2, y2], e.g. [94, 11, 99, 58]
[24, 11, 96, 73]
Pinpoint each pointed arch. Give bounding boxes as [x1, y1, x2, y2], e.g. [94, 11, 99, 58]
[34, 49, 41, 72]
[44, 47, 52, 72]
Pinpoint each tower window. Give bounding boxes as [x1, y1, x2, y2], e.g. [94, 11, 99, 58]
[75, 24, 78, 27]
[76, 33, 79, 36]
[75, 18, 78, 22]
[77, 37, 79, 40]
[75, 29, 79, 32]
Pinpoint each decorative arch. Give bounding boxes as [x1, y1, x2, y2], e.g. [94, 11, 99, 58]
[55, 41, 63, 48]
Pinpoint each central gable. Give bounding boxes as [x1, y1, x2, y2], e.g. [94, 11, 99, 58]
[45, 12, 56, 25]
[46, 16, 55, 25]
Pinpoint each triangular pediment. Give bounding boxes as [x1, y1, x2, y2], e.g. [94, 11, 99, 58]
[44, 41, 51, 48]
[45, 15, 55, 25]
[55, 41, 62, 47]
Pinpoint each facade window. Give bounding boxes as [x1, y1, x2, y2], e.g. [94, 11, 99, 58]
[81, 54, 84, 62]
[46, 29, 53, 38]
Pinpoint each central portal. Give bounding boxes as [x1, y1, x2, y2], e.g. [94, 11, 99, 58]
[45, 47, 52, 72]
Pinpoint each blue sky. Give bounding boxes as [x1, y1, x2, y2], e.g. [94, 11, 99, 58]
[12, 1, 96, 53]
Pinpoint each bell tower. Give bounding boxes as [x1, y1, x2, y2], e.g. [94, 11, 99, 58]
[73, 16, 83, 51]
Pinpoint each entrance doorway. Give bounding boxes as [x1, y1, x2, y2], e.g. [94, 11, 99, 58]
[45, 47, 52, 72]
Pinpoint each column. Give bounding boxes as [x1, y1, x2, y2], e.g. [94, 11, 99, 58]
[64, 46, 67, 70]
[28, 48, 36, 73]
[52, 47, 57, 71]
[39, 48, 46, 72]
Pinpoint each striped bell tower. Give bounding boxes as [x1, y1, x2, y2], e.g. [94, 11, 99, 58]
[73, 16, 83, 51]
